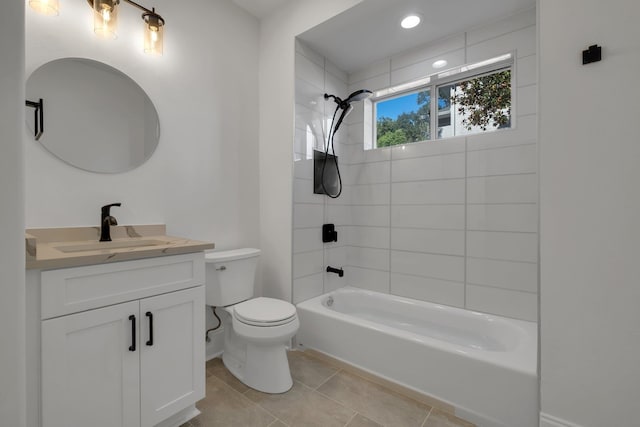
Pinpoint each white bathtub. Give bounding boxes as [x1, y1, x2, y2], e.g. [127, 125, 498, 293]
[296, 287, 538, 427]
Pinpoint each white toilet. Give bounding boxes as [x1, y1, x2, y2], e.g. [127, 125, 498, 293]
[204, 248, 299, 393]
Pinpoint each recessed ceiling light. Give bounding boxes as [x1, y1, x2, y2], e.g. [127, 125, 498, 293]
[432, 59, 448, 69]
[401, 14, 421, 29]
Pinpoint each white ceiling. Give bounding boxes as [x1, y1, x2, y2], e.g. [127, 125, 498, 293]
[297, 0, 535, 73]
[232, 0, 289, 18]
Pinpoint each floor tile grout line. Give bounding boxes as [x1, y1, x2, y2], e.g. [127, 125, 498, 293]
[298, 375, 373, 424]
[421, 406, 434, 427]
[315, 380, 430, 427]
[204, 371, 286, 426]
[343, 411, 359, 427]
[207, 365, 291, 425]
[268, 416, 290, 427]
[312, 367, 343, 390]
[261, 379, 355, 427]
[209, 370, 251, 396]
[247, 395, 290, 427]
[312, 387, 371, 425]
[250, 377, 358, 427]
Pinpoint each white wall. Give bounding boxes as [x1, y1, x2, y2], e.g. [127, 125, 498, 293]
[539, 1, 640, 426]
[258, 0, 363, 301]
[0, 2, 25, 426]
[25, 0, 259, 252]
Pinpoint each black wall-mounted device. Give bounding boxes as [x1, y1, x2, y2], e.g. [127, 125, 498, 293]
[582, 44, 602, 65]
[25, 98, 44, 141]
[314, 150, 339, 195]
[323, 224, 338, 243]
[326, 266, 344, 277]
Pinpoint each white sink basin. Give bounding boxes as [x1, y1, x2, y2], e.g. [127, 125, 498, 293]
[54, 239, 168, 253]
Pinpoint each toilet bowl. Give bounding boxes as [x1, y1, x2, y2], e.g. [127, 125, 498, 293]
[205, 249, 299, 393]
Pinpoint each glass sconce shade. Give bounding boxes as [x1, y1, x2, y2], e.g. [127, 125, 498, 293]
[29, 0, 60, 16]
[93, 0, 119, 39]
[143, 13, 164, 55]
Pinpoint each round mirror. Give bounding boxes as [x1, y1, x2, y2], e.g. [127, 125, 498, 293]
[26, 58, 160, 173]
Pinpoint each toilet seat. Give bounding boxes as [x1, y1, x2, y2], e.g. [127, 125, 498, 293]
[233, 297, 297, 327]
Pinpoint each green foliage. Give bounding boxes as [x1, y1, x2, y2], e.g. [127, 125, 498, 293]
[452, 69, 511, 130]
[377, 129, 407, 147]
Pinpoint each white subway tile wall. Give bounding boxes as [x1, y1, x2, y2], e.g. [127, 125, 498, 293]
[293, 8, 538, 321]
[293, 40, 351, 303]
[390, 273, 465, 308]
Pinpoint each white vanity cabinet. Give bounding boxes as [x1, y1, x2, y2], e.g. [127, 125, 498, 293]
[28, 252, 206, 427]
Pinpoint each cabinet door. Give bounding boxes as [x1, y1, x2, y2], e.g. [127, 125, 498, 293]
[42, 301, 140, 427]
[140, 286, 205, 427]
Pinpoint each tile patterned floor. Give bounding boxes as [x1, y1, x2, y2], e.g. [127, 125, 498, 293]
[181, 351, 475, 427]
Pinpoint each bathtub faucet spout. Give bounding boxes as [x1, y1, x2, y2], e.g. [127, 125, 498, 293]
[326, 266, 344, 277]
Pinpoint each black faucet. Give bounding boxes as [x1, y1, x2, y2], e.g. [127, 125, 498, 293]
[100, 203, 121, 242]
[326, 266, 344, 277]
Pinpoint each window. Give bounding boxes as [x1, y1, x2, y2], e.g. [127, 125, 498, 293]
[437, 69, 511, 139]
[372, 54, 513, 149]
[375, 89, 431, 147]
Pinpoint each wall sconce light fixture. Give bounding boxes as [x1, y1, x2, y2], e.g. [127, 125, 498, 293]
[28, 0, 166, 55]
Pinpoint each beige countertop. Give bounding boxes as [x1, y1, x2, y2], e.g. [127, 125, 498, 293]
[26, 225, 214, 270]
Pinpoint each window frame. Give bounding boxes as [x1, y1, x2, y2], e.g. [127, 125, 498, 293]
[370, 53, 515, 149]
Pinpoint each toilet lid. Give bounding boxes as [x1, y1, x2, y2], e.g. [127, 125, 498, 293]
[233, 297, 297, 326]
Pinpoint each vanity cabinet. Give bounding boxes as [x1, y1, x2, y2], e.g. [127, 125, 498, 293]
[28, 253, 206, 427]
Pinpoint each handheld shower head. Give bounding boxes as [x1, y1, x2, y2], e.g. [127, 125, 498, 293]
[324, 89, 372, 110]
[333, 104, 353, 133]
[344, 89, 373, 104]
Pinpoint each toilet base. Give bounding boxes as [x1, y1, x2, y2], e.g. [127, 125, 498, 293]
[222, 343, 293, 394]
[220, 309, 298, 394]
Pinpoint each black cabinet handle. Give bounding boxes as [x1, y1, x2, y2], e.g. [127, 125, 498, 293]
[146, 312, 153, 346]
[129, 315, 136, 352]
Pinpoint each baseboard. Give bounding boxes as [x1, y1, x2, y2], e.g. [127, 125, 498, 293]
[540, 413, 584, 427]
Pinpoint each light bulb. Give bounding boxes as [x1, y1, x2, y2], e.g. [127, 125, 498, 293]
[29, 0, 59, 16]
[93, 0, 118, 39]
[144, 13, 164, 55]
[432, 59, 448, 69]
[401, 14, 421, 29]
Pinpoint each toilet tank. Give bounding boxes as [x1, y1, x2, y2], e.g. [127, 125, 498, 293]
[204, 248, 261, 306]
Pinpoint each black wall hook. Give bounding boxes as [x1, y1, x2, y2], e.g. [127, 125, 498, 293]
[582, 44, 602, 65]
[25, 98, 44, 141]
